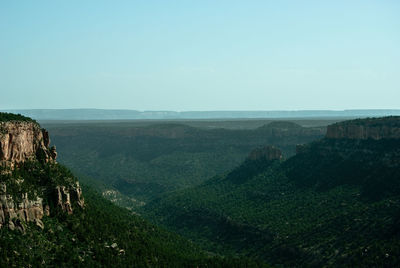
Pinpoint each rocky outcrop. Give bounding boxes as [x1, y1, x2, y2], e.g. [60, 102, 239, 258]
[326, 117, 400, 140]
[56, 182, 84, 214]
[248, 146, 282, 161]
[0, 121, 56, 167]
[0, 119, 84, 232]
[0, 184, 44, 232]
[0, 181, 84, 232]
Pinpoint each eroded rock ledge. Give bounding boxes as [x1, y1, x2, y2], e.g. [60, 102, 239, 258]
[326, 117, 400, 140]
[0, 183, 47, 232]
[56, 182, 85, 214]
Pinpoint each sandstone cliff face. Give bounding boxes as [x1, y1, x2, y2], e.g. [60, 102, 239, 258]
[326, 119, 400, 140]
[0, 120, 84, 231]
[0, 183, 46, 232]
[0, 180, 85, 232]
[56, 182, 84, 214]
[248, 146, 282, 161]
[0, 121, 56, 166]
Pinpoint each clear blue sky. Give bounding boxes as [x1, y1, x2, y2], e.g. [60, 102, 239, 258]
[1, 1, 399, 111]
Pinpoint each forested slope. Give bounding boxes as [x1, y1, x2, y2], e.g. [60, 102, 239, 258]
[143, 117, 400, 267]
[46, 121, 324, 207]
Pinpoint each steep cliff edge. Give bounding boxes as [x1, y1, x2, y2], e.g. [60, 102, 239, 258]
[0, 121, 56, 166]
[288, 116, 400, 199]
[326, 116, 400, 140]
[0, 116, 84, 232]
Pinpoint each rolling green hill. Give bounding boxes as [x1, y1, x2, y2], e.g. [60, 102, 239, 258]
[143, 117, 400, 267]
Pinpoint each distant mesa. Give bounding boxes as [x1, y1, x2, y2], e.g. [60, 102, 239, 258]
[248, 145, 282, 161]
[326, 116, 400, 140]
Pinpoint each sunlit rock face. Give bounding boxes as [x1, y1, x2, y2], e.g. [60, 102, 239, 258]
[0, 183, 45, 232]
[0, 121, 56, 166]
[0, 120, 84, 231]
[326, 117, 400, 140]
[56, 182, 85, 215]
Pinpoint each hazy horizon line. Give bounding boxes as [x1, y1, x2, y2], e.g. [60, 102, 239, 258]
[3, 108, 400, 112]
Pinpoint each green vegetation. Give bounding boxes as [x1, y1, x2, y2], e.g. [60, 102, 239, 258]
[4, 113, 400, 266]
[46, 121, 324, 207]
[0, 161, 77, 202]
[331, 116, 400, 127]
[0, 113, 268, 267]
[0, 112, 38, 124]
[0, 184, 269, 267]
[143, 135, 400, 266]
[284, 138, 400, 200]
[0, 162, 268, 267]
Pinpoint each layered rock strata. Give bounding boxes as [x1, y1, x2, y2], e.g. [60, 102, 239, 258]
[0, 121, 56, 167]
[326, 118, 400, 140]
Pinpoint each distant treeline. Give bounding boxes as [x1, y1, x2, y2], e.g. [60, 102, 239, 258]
[0, 112, 38, 124]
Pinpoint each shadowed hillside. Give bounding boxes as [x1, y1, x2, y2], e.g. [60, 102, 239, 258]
[143, 117, 400, 267]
